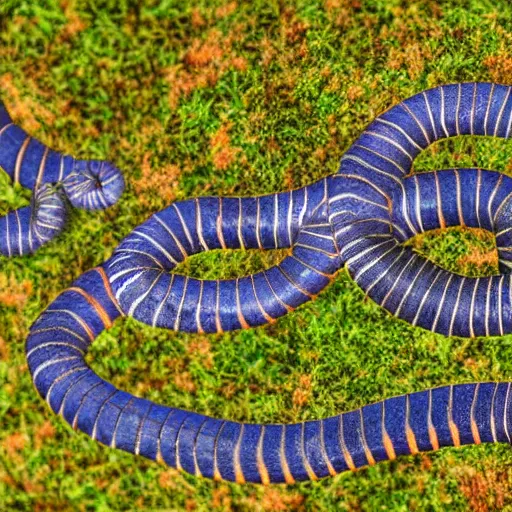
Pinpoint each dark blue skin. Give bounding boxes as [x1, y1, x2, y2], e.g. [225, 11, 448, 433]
[26, 83, 512, 483]
[0, 101, 125, 256]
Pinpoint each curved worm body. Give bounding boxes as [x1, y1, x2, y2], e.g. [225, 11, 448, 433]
[0, 100, 125, 256]
[106, 179, 339, 333]
[26, 268, 512, 483]
[27, 83, 512, 483]
[0, 184, 67, 257]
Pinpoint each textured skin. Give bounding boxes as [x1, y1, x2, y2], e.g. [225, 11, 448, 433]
[27, 83, 512, 483]
[0, 100, 125, 256]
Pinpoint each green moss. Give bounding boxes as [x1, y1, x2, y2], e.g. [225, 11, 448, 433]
[2, 1, 512, 510]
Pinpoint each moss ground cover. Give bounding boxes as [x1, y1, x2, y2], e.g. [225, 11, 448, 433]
[1, 1, 512, 510]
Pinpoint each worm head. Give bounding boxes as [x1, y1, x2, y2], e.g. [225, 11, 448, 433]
[63, 160, 125, 211]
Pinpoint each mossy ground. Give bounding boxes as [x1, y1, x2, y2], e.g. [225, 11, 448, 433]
[1, 1, 512, 510]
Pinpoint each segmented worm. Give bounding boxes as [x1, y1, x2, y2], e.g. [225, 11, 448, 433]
[0, 100, 125, 256]
[27, 83, 512, 483]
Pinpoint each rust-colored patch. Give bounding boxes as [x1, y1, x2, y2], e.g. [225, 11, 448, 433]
[210, 123, 231, 148]
[212, 485, 231, 509]
[457, 248, 498, 271]
[283, 15, 309, 45]
[133, 152, 181, 208]
[34, 421, 56, 450]
[216, 2, 237, 18]
[0, 336, 8, 361]
[174, 371, 196, 393]
[261, 487, 305, 511]
[212, 146, 239, 170]
[260, 37, 275, 67]
[231, 56, 248, 72]
[484, 54, 512, 84]
[0, 274, 32, 309]
[165, 29, 249, 109]
[0, 74, 55, 133]
[2, 432, 27, 457]
[185, 499, 197, 511]
[23, 480, 45, 495]
[59, 4, 88, 41]
[191, 8, 206, 28]
[185, 39, 223, 68]
[458, 467, 509, 512]
[347, 85, 364, 101]
[292, 374, 312, 408]
[210, 123, 241, 170]
[158, 468, 180, 489]
[388, 43, 430, 80]
[187, 338, 214, 369]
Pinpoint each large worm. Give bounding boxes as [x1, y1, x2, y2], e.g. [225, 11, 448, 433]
[26, 83, 512, 483]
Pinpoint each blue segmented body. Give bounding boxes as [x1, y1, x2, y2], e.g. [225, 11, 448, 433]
[0, 100, 125, 256]
[26, 83, 512, 483]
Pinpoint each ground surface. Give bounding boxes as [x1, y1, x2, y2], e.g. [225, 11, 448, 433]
[1, 0, 512, 510]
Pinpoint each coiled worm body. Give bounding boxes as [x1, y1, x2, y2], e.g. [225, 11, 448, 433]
[27, 83, 512, 483]
[0, 100, 125, 256]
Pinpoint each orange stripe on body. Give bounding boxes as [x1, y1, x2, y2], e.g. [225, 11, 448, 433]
[471, 419, 481, 445]
[301, 423, 319, 481]
[234, 425, 246, 484]
[449, 419, 461, 447]
[405, 425, 419, 455]
[339, 416, 356, 471]
[257, 426, 270, 485]
[434, 172, 446, 229]
[215, 281, 224, 334]
[251, 275, 276, 325]
[382, 430, 396, 460]
[280, 426, 296, 484]
[428, 424, 440, 451]
[236, 279, 250, 329]
[68, 286, 113, 329]
[14, 136, 31, 184]
[92, 267, 125, 316]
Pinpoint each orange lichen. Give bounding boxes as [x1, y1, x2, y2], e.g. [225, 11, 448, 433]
[347, 84, 364, 101]
[484, 54, 512, 84]
[2, 432, 27, 457]
[187, 338, 213, 369]
[457, 248, 498, 270]
[185, 43, 223, 68]
[174, 371, 196, 393]
[0, 274, 32, 309]
[212, 486, 232, 509]
[165, 29, 249, 110]
[133, 152, 181, 207]
[261, 487, 305, 511]
[216, 2, 237, 18]
[292, 374, 312, 408]
[231, 56, 248, 71]
[458, 467, 508, 512]
[0, 74, 55, 133]
[34, 421, 56, 450]
[158, 469, 180, 489]
[59, 4, 88, 41]
[210, 123, 241, 170]
[191, 8, 206, 28]
[388, 43, 431, 80]
[0, 336, 8, 361]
